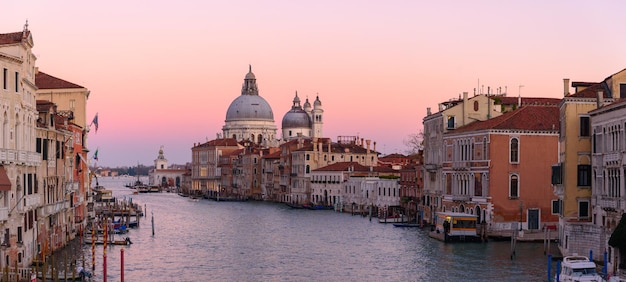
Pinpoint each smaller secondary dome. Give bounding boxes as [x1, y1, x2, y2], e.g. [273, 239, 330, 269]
[282, 109, 311, 129]
[282, 91, 311, 129]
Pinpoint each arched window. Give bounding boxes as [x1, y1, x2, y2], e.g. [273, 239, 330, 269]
[510, 174, 519, 198]
[305, 165, 310, 174]
[510, 138, 519, 163]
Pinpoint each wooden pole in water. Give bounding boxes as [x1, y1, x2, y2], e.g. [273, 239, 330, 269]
[151, 212, 155, 236]
[64, 251, 68, 281]
[121, 248, 124, 282]
[547, 254, 552, 282]
[104, 218, 108, 282]
[92, 224, 96, 271]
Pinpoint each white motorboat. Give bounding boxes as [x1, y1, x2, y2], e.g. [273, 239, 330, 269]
[557, 255, 604, 282]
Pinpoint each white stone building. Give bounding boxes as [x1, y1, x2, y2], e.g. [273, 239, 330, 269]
[589, 98, 626, 273]
[0, 23, 42, 269]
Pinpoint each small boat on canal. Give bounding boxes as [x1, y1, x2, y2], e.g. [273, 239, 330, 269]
[378, 214, 408, 223]
[557, 255, 604, 282]
[429, 212, 482, 242]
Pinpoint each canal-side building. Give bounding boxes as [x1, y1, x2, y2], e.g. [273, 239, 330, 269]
[589, 98, 626, 274]
[261, 149, 281, 201]
[148, 146, 188, 189]
[35, 101, 76, 259]
[310, 162, 401, 213]
[422, 92, 504, 224]
[288, 136, 379, 205]
[553, 72, 624, 257]
[442, 104, 560, 236]
[0, 24, 43, 270]
[399, 152, 423, 223]
[35, 70, 91, 234]
[231, 141, 264, 200]
[190, 138, 242, 197]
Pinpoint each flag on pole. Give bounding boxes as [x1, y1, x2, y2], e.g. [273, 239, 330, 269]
[90, 113, 99, 133]
[93, 148, 99, 161]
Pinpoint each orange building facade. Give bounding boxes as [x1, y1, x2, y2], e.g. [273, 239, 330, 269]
[441, 105, 560, 235]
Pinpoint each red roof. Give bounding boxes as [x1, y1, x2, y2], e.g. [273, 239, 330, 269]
[262, 150, 281, 159]
[0, 31, 25, 45]
[496, 97, 561, 106]
[35, 71, 84, 89]
[566, 82, 609, 99]
[314, 162, 370, 172]
[452, 105, 560, 133]
[194, 138, 240, 148]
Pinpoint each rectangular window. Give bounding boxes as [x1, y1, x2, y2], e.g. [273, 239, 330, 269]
[578, 200, 589, 218]
[510, 175, 519, 198]
[36, 138, 42, 153]
[579, 116, 590, 137]
[552, 200, 559, 214]
[577, 164, 591, 187]
[447, 116, 455, 129]
[14, 72, 18, 92]
[551, 164, 562, 185]
[2, 68, 6, 89]
[17, 226, 22, 243]
[620, 83, 626, 99]
[42, 139, 49, 161]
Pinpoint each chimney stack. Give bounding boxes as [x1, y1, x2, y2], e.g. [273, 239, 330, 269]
[597, 90, 604, 108]
[366, 140, 371, 154]
[563, 78, 570, 96]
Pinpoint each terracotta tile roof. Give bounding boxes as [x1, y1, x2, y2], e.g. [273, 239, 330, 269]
[294, 141, 374, 154]
[36, 100, 55, 112]
[496, 97, 561, 106]
[313, 162, 370, 172]
[262, 150, 281, 159]
[194, 138, 240, 148]
[380, 153, 407, 159]
[35, 71, 85, 89]
[0, 31, 25, 45]
[451, 105, 560, 133]
[589, 98, 626, 115]
[566, 82, 609, 98]
[222, 148, 244, 157]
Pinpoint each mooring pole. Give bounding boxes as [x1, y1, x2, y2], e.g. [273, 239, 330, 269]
[121, 248, 125, 282]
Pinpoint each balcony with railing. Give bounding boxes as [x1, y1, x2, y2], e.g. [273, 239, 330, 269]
[24, 194, 40, 210]
[451, 194, 471, 202]
[0, 207, 8, 222]
[0, 148, 41, 166]
[601, 152, 621, 164]
[597, 196, 623, 211]
[451, 160, 469, 170]
[65, 181, 79, 193]
[42, 200, 69, 216]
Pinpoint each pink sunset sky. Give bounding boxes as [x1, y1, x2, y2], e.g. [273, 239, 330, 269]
[6, 1, 626, 167]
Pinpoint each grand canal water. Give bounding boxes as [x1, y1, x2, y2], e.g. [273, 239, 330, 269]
[77, 177, 558, 281]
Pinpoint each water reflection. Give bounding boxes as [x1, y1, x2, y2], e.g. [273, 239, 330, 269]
[63, 177, 557, 281]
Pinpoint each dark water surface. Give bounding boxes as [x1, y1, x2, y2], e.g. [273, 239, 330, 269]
[78, 177, 555, 281]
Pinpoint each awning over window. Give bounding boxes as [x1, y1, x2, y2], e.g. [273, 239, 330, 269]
[0, 166, 11, 191]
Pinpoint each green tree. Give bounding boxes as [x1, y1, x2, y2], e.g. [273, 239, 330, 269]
[609, 213, 626, 250]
